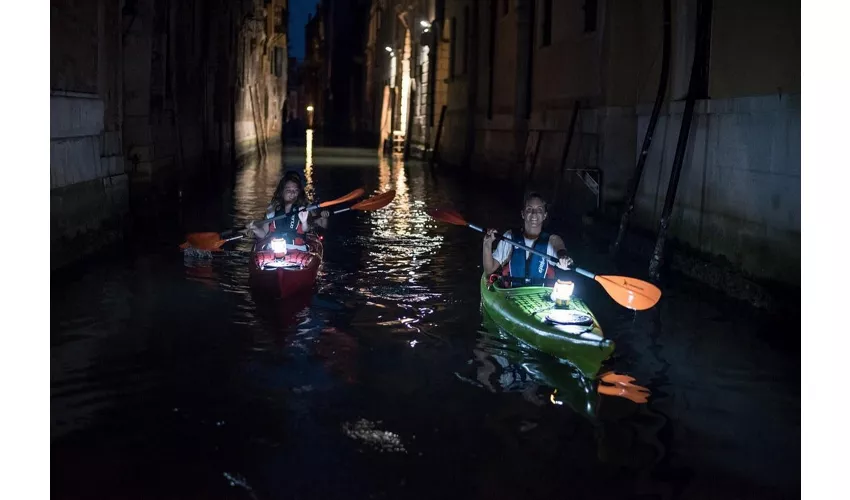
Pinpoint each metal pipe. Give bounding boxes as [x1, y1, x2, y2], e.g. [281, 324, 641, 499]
[612, 0, 671, 256]
[648, 0, 713, 280]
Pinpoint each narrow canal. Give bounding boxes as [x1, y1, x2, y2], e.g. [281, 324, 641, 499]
[51, 138, 800, 499]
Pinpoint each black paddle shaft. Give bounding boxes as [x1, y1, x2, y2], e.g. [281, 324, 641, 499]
[468, 223, 595, 279]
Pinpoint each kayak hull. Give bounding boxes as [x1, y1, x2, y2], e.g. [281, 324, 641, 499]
[249, 234, 323, 299]
[479, 274, 615, 379]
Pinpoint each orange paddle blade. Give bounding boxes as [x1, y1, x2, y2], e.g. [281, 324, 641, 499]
[350, 190, 396, 211]
[594, 275, 661, 311]
[317, 187, 365, 208]
[598, 371, 651, 404]
[180, 232, 227, 251]
[425, 208, 468, 226]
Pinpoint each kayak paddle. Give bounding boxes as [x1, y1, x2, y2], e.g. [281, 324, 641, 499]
[180, 189, 393, 252]
[181, 187, 365, 251]
[425, 208, 662, 311]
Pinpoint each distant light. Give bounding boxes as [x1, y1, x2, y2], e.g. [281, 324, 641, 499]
[420, 20, 430, 28]
[423, 27, 429, 33]
[306, 105, 314, 112]
[385, 46, 393, 52]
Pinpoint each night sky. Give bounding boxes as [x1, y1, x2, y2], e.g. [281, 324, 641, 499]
[289, 0, 316, 61]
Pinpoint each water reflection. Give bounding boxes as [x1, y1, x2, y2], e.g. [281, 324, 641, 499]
[52, 143, 800, 499]
[363, 156, 444, 302]
[304, 129, 314, 199]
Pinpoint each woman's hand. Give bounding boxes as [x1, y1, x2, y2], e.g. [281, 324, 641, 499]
[555, 249, 574, 270]
[483, 229, 498, 249]
[298, 211, 309, 225]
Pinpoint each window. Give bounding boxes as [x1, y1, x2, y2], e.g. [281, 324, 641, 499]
[274, 47, 284, 77]
[541, 0, 552, 46]
[449, 17, 456, 78]
[274, 6, 286, 34]
[583, 0, 597, 33]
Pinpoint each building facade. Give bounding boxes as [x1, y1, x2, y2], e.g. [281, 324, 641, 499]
[51, 0, 289, 269]
[363, 0, 447, 156]
[415, 0, 799, 284]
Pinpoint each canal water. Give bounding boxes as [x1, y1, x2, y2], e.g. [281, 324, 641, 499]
[51, 139, 800, 499]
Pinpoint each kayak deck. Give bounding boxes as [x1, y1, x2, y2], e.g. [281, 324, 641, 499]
[249, 234, 323, 298]
[479, 275, 615, 379]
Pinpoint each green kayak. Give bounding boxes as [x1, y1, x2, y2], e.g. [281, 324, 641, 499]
[479, 274, 615, 379]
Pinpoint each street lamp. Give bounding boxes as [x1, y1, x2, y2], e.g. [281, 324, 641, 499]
[306, 105, 315, 129]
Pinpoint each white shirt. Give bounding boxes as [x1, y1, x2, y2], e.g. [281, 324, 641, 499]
[492, 231, 558, 267]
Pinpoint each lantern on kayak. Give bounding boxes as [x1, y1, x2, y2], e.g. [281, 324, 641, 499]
[550, 280, 574, 307]
[270, 238, 288, 258]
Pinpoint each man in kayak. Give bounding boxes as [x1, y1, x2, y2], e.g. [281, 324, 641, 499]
[482, 192, 573, 286]
[247, 170, 329, 241]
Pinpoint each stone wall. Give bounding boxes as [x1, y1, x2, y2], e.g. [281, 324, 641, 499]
[51, 0, 289, 269]
[630, 95, 801, 284]
[424, 0, 800, 285]
[51, 0, 128, 269]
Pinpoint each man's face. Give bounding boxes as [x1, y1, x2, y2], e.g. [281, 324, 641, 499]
[282, 181, 300, 203]
[521, 197, 547, 233]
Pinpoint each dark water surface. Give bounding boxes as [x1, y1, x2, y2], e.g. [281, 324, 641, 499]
[52, 142, 800, 499]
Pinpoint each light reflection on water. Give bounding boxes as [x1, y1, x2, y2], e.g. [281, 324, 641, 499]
[51, 142, 801, 499]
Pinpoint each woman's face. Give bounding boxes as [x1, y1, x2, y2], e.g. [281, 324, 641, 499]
[281, 180, 301, 204]
[521, 196, 547, 234]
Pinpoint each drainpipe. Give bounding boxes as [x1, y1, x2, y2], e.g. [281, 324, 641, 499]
[463, 0, 479, 170]
[612, 0, 671, 256]
[168, 0, 185, 189]
[513, 0, 533, 181]
[648, 0, 712, 281]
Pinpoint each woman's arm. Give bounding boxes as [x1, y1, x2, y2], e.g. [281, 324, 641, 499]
[313, 209, 330, 229]
[549, 235, 574, 270]
[483, 229, 502, 275]
[298, 210, 311, 232]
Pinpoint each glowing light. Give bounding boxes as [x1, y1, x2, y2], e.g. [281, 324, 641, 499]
[306, 105, 314, 112]
[396, 31, 411, 136]
[550, 280, 574, 306]
[270, 238, 287, 255]
[420, 20, 430, 28]
[385, 46, 393, 53]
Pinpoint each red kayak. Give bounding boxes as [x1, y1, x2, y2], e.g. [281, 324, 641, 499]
[248, 233, 323, 298]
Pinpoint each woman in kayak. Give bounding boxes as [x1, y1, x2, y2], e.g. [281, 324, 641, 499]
[482, 191, 574, 286]
[247, 170, 329, 240]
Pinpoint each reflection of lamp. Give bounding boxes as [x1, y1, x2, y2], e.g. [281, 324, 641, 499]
[306, 105, 314, 129]
[270, 238, 287, 258]
[550, 280, 574, 307]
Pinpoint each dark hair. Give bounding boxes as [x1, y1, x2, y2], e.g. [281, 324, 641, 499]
[274, 171, 308, 207]
[523, 191, 547, 211]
